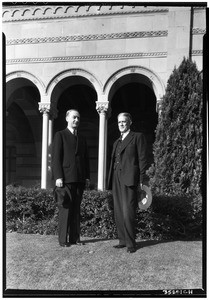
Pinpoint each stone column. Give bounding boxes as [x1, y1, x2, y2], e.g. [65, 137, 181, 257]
[47, 107, 58, 187]
[96, 101, 109, 191]
[39, 103, 51, 189]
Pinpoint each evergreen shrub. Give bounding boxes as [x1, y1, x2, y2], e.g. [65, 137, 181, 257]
[148, 58, 203, 198]
[6, 185, 202, 239]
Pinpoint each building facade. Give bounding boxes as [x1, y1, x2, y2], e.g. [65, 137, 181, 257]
[3, 4, 206, 190]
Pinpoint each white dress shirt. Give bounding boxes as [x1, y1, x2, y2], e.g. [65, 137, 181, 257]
[121, 129, 130, 140]
[67, 127, 77, 135]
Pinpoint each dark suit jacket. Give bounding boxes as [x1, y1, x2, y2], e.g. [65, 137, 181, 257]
[108, 131, 148, 189]
[51, 128, 90, 183]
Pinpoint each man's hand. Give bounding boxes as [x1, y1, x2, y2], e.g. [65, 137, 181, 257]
[140, 180, 149, 189]
[56, 178, 63, 187]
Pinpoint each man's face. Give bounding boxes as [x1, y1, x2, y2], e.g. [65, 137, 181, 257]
[66, 110, 80, 129]
[118, 115, 131, 134]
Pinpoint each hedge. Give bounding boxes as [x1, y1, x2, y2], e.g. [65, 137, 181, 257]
[6, 185, 202, 240]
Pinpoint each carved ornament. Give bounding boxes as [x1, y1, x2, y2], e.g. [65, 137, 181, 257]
[6, 30, 168, 45]
[192, 50, 203, 55]
[6, 52, 168, 65]
[96, 102, 109, 114]
[2, 6, 169, 23]
[38, 103, 51, 114]
[192, 28, 206, 35]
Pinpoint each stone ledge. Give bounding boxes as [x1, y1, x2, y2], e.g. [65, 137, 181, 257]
[2, 5, 169, 22]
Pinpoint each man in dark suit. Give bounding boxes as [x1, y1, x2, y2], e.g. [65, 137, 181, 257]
[52, 109, 90, 247]
[108, 112, 149, 253]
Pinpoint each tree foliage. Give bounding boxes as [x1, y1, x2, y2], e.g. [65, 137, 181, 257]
[148, 57, 203, 197]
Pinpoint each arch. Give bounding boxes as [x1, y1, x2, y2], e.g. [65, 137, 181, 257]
[46, 68, 103, 106]
[49, 70, 100, 186]
[6, 75, 42, 154]
[6, 71, 45, 101]
[6, 74, 43, 186]
[104, 66, 165, 101]
[106, 67, 160, 171]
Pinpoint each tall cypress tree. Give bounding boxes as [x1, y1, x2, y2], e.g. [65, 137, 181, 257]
[149, 57, 202, 197]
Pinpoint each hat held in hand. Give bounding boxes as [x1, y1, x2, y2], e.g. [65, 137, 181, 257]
[138, 184, 152, 210]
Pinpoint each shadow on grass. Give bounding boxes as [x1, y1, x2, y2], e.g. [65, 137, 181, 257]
[81, 237, 175, 251]
[136, 239, 170, 250]
[81, 237, 202, 251]
[136, 238, 202, 251]
[81, 237, 115, 244]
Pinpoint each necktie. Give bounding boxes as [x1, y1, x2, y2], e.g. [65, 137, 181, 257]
[73, 130, 78, 153]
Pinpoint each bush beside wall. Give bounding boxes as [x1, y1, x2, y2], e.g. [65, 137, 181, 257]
[6, 185, 202, 240]
[148, 58, 203, 198]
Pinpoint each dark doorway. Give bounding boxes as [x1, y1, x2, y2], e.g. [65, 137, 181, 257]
[6, 81, 41, 186]
[108, 82, 158, 173]
[54, 84, 99, 186]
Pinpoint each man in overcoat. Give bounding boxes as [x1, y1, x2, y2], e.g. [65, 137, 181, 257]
[108, 112, 149, 253]
[52, 109, 90, 247]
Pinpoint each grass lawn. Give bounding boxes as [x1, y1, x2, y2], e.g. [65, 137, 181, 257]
[5, 232, 203, 293]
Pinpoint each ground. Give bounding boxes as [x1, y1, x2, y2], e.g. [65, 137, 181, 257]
[5, 232, 203, 295]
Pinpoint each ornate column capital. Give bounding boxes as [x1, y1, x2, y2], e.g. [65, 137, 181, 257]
[38, 102, 58, 119]
[96, 101, 109, 114]
[39, 103, 51, 114]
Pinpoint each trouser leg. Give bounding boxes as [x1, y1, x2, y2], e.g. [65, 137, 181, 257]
[112, 169, 126, 245]
[112, 169, 137, 248]
[121, 184, 137, 248]
[55, 188, 71, 244]
[74, 185, 84, 241]
[58, 206, 69, 244]
[67, 183, 84, 243]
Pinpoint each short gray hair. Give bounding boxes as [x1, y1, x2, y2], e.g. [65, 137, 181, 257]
[117, 112, 132, 123]
[66, 109, 80, 117]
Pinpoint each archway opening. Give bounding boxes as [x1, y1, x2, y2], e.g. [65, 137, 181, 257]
[53, 82, 98, 186]
[108, 80, 158, 172]
[6, 79, 41, 186]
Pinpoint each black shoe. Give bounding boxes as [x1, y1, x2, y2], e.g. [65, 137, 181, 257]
[113, 244, 126, 249]
[59, 242, 70, 247]
[76, 242, 85, 245]
[71, 241, 85, 246]
[127, 247, 136, 253]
